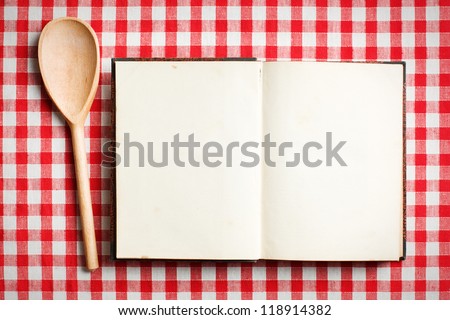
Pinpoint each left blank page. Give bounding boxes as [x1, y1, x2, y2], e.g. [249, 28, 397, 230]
[115, 61, 262, 260]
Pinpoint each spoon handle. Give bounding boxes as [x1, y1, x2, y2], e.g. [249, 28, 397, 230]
[70, 124, 99, 271]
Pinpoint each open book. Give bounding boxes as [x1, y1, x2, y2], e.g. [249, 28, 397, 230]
[111, 59, 405, 261]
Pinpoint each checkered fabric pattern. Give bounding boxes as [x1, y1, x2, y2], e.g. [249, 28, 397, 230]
[1, 0, 449, 300]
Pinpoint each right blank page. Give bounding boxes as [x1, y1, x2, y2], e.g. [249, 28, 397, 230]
[262, 62, 404, 261]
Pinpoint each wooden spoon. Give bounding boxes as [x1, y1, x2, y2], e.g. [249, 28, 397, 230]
[38, 17, 100, 271]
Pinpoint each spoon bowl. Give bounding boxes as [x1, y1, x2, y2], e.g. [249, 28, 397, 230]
[39, 17, 99, 124]
[38, 17, 99, 271]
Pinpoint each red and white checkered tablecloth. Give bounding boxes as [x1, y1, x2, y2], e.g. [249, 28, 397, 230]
[1, 0, 449, 300]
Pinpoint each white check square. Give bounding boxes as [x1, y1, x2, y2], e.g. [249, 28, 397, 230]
[28, 241, 42, 255]
[102, 32, 116, 46]
[177, 32, 190, 46]
[377, 33, 391, 47]
[426, 165, 439, 180]
[28, 216, 41, 230]
[402, 33, 415, 48]
[51, 138, 66, 153]
[3, 190, 16, 204]
[202, 32, 215, 46]
[402, 7, 415, 20]
[278, 7, 291, 21]
[52, 190, 66, 205]
[426, 87, 439, 101]
[3, 58, 16, 73]
[27, 164, 41, 179]
[127, 6, 140, 20]
[352, 33, 366, 47]
[77, 7, 91, 21]
[227, 6, 240, 20]
[127, 33, 140, 47]
[152, 32, 165, 46]
[426, 192, 439, 206]
[427, 217, 439, 230]
[52, 216, 66, 230]
[52, 241, 66, 255]
[377, 7, 390, 21]
[3, 85, 16, 100]
[426, 7, 439, 21]
[252, 6, 266, 20]
[28, 112, 41, 126]
[426, 33, 439, 47]
[426, 242, 439, 255]
[202, 6, 215, 20]
[4, 6, 18, 20]
[152, 267, 165, 280]
[4, 267, 18, 281]
[277, 32, 291, 46]
[352, 7, 365, 21]
[303, 32, 316, 47]
[426, 139, 439, 154]
[3, 216, 16, 230]
[401, 267, 415, 281]
[53, 7, 66, 18]
[426, 59, 440, 74]
[27, 85, 41, 100]
[177, 6, 190, 20]
[426, 267, 439, 281]
[252, 33, 265, 46]
[227, 32, 240, 46]
[102, 7, 116, 20]
[28, 190, 41, 204]
[303, 6, 316, 20]
[4, 241, 17, 255]
[328, 33, 341, 47]
[152, 7, 165, 20]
